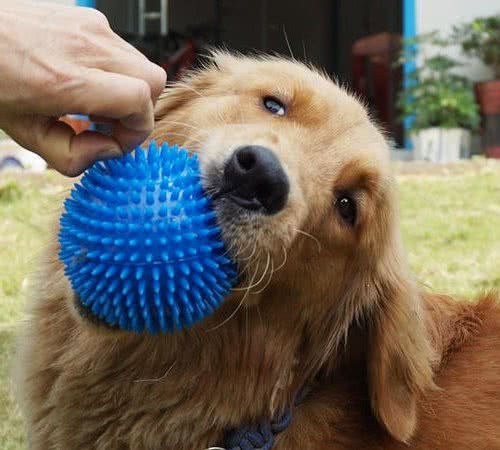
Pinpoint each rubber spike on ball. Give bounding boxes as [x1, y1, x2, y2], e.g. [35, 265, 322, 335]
[59, 141, 237, 334]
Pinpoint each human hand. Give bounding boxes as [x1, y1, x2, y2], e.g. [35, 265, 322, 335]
[0, 1, 166, 176]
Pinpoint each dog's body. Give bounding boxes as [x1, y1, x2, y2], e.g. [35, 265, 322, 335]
[16, 53, 500, 450]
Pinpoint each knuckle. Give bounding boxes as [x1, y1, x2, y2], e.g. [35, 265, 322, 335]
[68, 30, 93, 53]
[55, 154, 75, 176]
[59, 137, 84, 177]
[27, 120, 44, 148]
[53, 153, 81, 177]
[82, 8, 109, 30]
[134, 80, 152, 109]
[149, 65, 167, 99]
[39, 65, 77, 97]
[60, 159, 83, 177]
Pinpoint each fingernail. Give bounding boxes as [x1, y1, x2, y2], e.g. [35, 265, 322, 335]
[97, 147, 124, 161]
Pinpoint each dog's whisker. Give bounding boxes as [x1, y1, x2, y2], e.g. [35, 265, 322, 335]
[167, 82, 205, 98]
[229, 245, 258, 279]
[282, 26, 295, 60]
[248, 247, 265, 273]
[133, 361, 176, 383]
[232, 251, 269, 291]
[228, 236, 252, 258]
[240, 248, 266, 285]
[161, 120, 205, 133]
[252, 251, 272, 295]
[217, 235, 242, 260]
[206, 261, 260, 331]
[294, 228, 322, 253]
[232, 239, 254, 261]
[163, 132, 204, 145]
[249, 252, 271, 293]
[245, 293, 249, 351]
[239, 241, 258, 262]
[236, 247, 259, 277]
[256, 304, 264, 329]
[227, 237, 255, 265]
[253, 256, 275, 295]
[206, 289, 249, 331]
[272, 245, 288, 273]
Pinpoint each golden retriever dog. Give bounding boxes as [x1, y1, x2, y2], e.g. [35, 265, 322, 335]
[16, 52, 500, 450]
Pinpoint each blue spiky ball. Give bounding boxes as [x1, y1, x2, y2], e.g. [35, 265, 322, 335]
[59, 141, 236, 334]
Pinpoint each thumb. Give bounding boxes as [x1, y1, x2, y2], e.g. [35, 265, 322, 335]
[1, 115, 123, 176]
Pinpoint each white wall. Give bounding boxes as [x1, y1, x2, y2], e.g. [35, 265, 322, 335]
[417, 0, 499, 81]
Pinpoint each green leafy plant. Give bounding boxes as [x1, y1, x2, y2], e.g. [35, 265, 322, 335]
[397, 32, 480, 132]
[453, 15, 500, 79]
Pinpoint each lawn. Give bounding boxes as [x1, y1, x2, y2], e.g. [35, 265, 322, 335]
[1, 160, 499, 449]
[0, 172, 71, 450]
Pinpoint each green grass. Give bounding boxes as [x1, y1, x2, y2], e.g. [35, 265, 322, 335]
[0, 172, 70, 450]
[399, 163, 500, 297]
[0, 162, 499, 449]
[0, 330, 25, 450]
[0, 173, 68, 324]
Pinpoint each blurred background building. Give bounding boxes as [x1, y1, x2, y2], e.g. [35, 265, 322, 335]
[36, 0, 500, 154]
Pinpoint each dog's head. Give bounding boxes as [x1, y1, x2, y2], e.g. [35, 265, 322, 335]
[152, 51, 435, 442]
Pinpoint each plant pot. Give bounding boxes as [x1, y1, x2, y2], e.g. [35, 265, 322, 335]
[410, 128, 471, 163]
[475, 80, 500, 158]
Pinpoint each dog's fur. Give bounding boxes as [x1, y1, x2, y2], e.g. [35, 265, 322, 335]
[16, 52, 500, 450]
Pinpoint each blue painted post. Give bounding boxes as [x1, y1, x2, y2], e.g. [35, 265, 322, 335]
[75, 0, 96, 7]
[403, 0, 416, 149]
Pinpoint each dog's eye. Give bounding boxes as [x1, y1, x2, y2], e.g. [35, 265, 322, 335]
[336, 195, 357, 226]
[263, 96, 286, 116]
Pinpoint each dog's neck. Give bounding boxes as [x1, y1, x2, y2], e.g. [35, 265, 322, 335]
[72, 257, 368, 449]
[119, 278, 364, 445]
[156, 286, 312, 409]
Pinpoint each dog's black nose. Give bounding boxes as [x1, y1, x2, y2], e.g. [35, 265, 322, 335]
[222, 145, 289, 214]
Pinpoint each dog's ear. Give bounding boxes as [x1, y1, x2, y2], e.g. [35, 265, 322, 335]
[153, 70, 218, 123]
[366, 240, 436, 443]
[153, 49, 234, 123]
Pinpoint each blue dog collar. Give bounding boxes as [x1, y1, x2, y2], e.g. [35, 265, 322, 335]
[219, 387, 309, 450]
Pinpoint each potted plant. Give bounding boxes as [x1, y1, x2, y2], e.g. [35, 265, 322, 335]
[453, 15, 500, 158]
[398, 32, 480, 162]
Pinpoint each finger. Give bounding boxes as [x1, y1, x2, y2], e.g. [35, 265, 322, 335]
[61, 68, 155, 150]
[88, 117, 150, 153]
[73, 30, 167, 104]
[89, 115, 114, 124]
[2, 115, 122, 176]
[111, 121, 151, 153]
[91, 52, 167, 103]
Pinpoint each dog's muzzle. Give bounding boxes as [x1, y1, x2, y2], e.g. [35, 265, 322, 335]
[216, 145, 289, 215]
